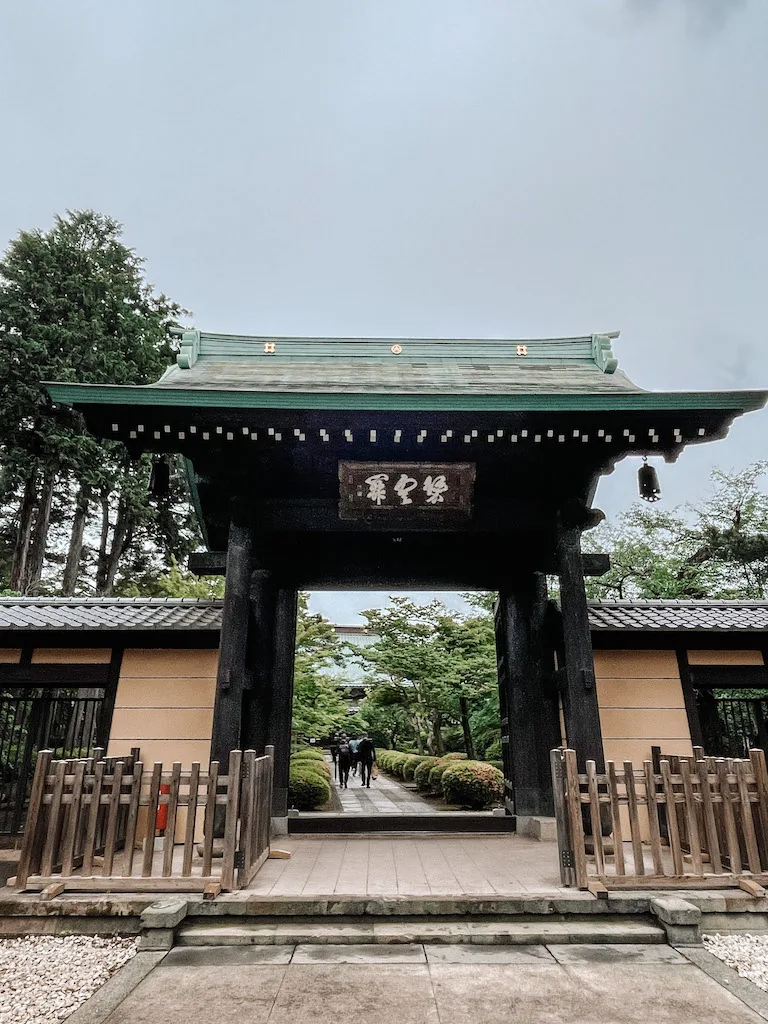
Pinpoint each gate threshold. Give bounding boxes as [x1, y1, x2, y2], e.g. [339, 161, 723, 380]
[288, 812, 516, 834]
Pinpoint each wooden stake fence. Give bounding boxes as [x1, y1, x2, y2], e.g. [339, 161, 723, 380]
[15, 747, 274, 893]
[551, 747, 768, 890]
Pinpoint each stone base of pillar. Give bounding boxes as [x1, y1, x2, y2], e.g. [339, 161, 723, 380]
[515, 815, 558, 842]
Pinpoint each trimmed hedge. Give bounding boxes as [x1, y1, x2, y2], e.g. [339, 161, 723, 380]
[441, 752, 468, 760]
[292, 748, 324, 761]
[441, 760, 504, 810]
[413, 757, 439, 790]
[402, 754, 432, 781]
[427, 758, 457, 793]
[288, 764, 331, 810]
[382, 751, 410, 775]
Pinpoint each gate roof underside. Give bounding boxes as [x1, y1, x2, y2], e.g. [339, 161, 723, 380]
[45, 331, 767, 585]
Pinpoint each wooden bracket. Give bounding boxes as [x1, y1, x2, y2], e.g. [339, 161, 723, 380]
[268, 849, 292, 860]
[587, 879, 609, 900]
[738, 878, 767, 898]
[203, 881, 222, 900]
[40, 882, 65, 899]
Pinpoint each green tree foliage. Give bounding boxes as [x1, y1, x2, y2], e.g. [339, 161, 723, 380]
[354, 596, 499, 757]
[114, 558, 225, 598]
[291, 594, 348, 738]
[0, 210, 197, 595]
[586, 463, 768, 601]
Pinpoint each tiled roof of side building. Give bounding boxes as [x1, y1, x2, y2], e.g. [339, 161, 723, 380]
[0, 597, 767, 633]
[0, 597, 224, 631]
[587, 600, 768, 632]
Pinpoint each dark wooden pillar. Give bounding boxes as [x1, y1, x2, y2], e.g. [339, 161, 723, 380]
[493, 598, 514, 814]
[210, 519, 252, 768]
[243, 570, 278, 756]
[497, 575, 559, 818]
[269, 589, 298, 817]
[556, 521, 604, 772]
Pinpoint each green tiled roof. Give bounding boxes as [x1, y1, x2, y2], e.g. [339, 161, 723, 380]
[45, 330, 768, 415]
[161, 330, 635, 395]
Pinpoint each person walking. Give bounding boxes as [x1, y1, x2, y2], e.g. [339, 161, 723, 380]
[349, 736, 360, 776]
[357, 735, 376, 788]
[329, 733, 340, 780]
[337, 735, 352, 788]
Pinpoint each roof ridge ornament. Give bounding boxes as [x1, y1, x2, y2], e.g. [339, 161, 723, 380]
[176, 329, 201, 369]
[591, 333, 619, 374]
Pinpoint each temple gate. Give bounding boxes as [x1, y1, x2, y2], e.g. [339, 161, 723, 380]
[47, 330, 766, 824]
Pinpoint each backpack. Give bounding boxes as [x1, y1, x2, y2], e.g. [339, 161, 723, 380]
[338, 742, 351, 758]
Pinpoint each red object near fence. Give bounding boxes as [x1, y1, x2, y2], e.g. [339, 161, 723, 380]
[156, 783, 170, 832]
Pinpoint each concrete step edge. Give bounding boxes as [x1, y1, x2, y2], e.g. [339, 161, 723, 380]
[175, 919, 666, 946]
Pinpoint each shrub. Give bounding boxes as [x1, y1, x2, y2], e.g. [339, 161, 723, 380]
[292, 748, 324, 761]
[484, 739, 502, 761]
[487, 760, 504, 773]
[288, 764, 331, 810]
[441, 761, 504, 810]
[442, 752, 468, 760]
[377, 751, 396, 772]
[413, 757, 439, 790]
[427, 758, 456, 793]
[402, 755, 431, 781]
[383, 752, 410, 775]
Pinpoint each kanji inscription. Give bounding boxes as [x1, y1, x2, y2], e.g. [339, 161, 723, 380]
[339, 462, 475, 519]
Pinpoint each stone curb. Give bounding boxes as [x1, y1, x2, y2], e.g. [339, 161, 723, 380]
[679, 946, 768, 1022]
[64, 951, 166, 1024]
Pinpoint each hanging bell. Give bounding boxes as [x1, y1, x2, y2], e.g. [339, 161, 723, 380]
[638, 458, 661, 502]
[149, 457, 170, 498]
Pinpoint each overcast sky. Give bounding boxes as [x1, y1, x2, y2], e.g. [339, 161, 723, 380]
[2, 1, 766, 622]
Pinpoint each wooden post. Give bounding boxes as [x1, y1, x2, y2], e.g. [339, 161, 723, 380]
[556, 522, 604, 775]
[221, 750, 243, 891]
[496, 577, 559, 817]
[210, 520, 252, 833]
[16, 750, 53, 888]
[269, 589, 298, 818]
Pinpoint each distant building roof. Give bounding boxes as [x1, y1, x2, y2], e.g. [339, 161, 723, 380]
[0, 597, 766, 635]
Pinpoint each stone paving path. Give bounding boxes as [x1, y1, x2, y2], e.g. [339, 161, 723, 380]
[95, 943, 767, 1024]
[331, 758, 437, 814]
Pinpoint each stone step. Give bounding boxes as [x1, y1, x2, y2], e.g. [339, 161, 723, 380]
[289, 813, 515, 834]
[175, 915, 665, 947]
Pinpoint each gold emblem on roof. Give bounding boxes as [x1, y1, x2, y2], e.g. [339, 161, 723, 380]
[391, 344, 403, 354]
[264, 342, 276, 354]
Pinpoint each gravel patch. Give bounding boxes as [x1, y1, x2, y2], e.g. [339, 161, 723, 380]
[0, 935, 137, 1024]
[704, 933, 768, 993]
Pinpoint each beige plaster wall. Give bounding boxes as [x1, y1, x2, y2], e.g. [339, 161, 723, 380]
[107, 648, 219, 844]
[107, 648, 218, 767]
[595, 650, 693, 767]
[0, 649, 21, 663]
[687, 650, 765, 666]
[31, 648, 112, 663]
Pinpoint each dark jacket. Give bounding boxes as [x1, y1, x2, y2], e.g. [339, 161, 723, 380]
[357, 738, 376, 762]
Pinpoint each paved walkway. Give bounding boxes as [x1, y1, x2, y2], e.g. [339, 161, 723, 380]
[248, 834, 566, 895]
[333, 758, 438, 814]
[91, 943, 767, 1023]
